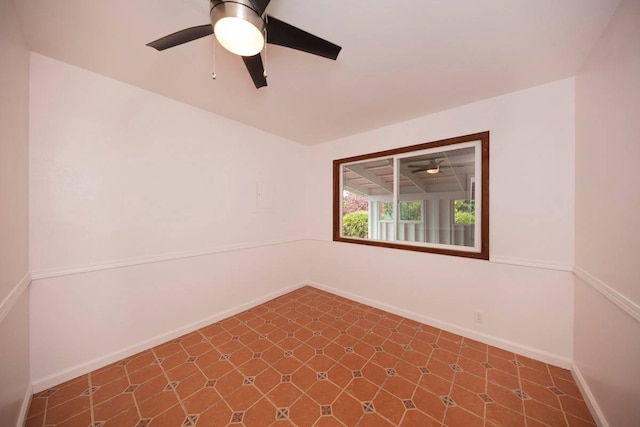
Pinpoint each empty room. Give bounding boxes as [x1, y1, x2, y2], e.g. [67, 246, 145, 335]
[1, 0, 638, 426]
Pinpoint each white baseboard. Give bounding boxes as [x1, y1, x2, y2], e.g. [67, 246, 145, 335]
[17, 383, 33, 427]
[571, 362, 608, 427]
[32, 281, 307, 392]
[308, 280, 572, 369]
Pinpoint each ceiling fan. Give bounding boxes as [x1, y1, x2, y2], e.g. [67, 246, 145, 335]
[408, 160, 446, 174]
[146, 0, 342, 89]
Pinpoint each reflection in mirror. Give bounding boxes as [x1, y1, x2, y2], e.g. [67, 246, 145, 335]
[334, 132, 489, 260]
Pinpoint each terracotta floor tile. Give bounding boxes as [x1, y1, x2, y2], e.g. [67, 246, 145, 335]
[197, 401, 233, 425]
[332, 392, 364, 426]
[215, 369, 244, 398]
[339, 353, 368, 371]
[26, 394, 47, 416]
[525, 398, 569, 426]
[224, 385, 262, 411]
[401, 408, 441, 426]
[273, 357, 303, 375]
[125, 350, 156, 374]
[307, 379, 342, 404]
[566, 412, 597, 426]
[91, 365, 128, 387]
[26, 286, 596, 427]
[46, 376, 90, 409]
[456, 355, 489, 378]
[289, 392, 321, 426]
[152, 340, 183, 359]
[359, 362, 387, 389]
[346, 377, 380, 402]
[45, 396, 91, 425]
[370, 351, 400, 370]
[148, 403, 186, 426]
[443, 405, 484, 427]
[383, 376, 417, 399]
[559, 394, 596, 422]
[426, 358, 456, 382]
[359, 412, 395, 426]
[328, 363, 353, 389]
[419, 372, 453, 396]
[137, 390, 179, 419]
[454, 371, 486, 394]
[488, 345, 515, 361]
[175, 370, 206, 400]
[412, 386, 446, 422]
[128, 364, 164, 385]
[399, 348, 430, 367]
[55, 409, 91, 427]
[94, 392, 136, 421]
[488, 367, 520, 390]
[24, 411, 44, 427]
[553, 376, 584, 400]
[449, 384, 485, 418]
[267, 383, 303, 407]
[486, 382, 524, 414]
[131, 375, 164, 404]
[521, 378, 562, 409]
[243, 398, 277, 425]
[159, 348, 189, 371]
[519, 365, 554, 387]
[373, 389, 407, 425]
[101, 405, 139, 426]
[488, 354, 519, 376]
[485, 402, 527, 427]
[431, 347, 460, 365]
[181, 385, 221, 414]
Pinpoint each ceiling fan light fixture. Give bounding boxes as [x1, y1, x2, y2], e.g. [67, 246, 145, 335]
[426, 165, 440, 174]
[211, 1, 265, 56]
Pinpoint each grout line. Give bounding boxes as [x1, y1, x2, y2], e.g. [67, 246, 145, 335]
[516, 356, 528, 427]
[88, 373, 95, 426]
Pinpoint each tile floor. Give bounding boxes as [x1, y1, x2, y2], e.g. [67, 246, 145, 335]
[25, 286, 595, 426]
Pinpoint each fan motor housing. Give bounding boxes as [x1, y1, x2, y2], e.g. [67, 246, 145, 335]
[210, 0, 265, 29]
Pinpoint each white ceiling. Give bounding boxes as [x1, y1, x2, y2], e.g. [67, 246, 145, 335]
[14, 0, 619, 145]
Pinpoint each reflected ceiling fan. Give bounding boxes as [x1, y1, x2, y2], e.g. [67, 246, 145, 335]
[146, 0, 342, 88]
[408, 159, 468, 174]
[408, 160, 446, 174]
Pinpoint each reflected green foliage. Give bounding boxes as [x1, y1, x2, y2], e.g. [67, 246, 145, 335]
[342, 211, 368, 238]
[400, 201, 422, 221]
[454, 200, 475, 224]
[380, 202, 393, 220]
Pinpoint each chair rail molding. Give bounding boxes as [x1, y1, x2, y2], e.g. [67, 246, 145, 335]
[0, 272, 31, 324]
[31, 237, 305, 281]
[573, 265, 640, 323]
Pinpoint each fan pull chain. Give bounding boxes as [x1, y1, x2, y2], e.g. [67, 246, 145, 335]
[211, 37, 217, 80]
[263, 26, 268, 78]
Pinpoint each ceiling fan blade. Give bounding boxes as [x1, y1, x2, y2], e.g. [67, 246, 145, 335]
[146, 25, 213, 51]
[411, 168, 429, 173]
[249, 0, 271, 15]
[242, 54, 268, 88]
[265, 15, 342, 60]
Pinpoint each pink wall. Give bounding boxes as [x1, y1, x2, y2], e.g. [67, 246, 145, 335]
[0, 0, 31, 425]
[307, 79, 576, 365]
[29, 54, 310, 389]
[574, 0, 640, 424]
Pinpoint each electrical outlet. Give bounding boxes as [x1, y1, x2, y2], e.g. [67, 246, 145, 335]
[473, 310, 483, 324]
